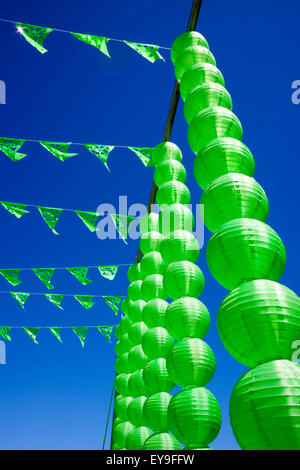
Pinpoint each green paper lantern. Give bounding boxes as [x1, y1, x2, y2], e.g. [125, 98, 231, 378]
[115, 395, 133, 421]
[120, 298, 129, 314]
[112, 443, 126, 450]
[201, 173, 269, 232]
[143, 432, 181, 450]
[117, 315, 132, 336]
[140, 231, 164, 255]
[127, 263, 144, 282]
[171, 31, 209, 65]
[156, 181, 191, 207]
[230, 360, 300, 450]
[128, 344, 149, 372]
[180, 63, 225, 102]
[165, 296, 210, 341]
[115, 352, 130, 374]
[143, 358, 175, 393]
[154, 160, 187, 187]
[142, 327, 174, 360]
[184, 82, 232, 124]
[183, 445, 211, 450]
[194, 137, 255, 190]
[113, 421, 136, 448]
[128, 321, 148, 346]
[174, 46, 216, 82]
[163, 261, 205, 300]
[115, 333, 134, 355]
[127, 396, 147, 426]
[217, 280, 300, 367]
[151, 142, 182, 166]
[127, 280, 143, 301]
[160, 230, 200, 264]
[140, 251, 167, 276]
[188, 107, 243, 155]
[168, 387, 221, 446]
[139, 212, 160, 235]
[141, 274, 167, 301]
[114, 373, 131, 396]
[114, 324, 122, 340]
[126, 426, 153, 450]
[142, 298, 168, 328]
[159, 203, 194, 235]
[143, 392, 172, 432]
[126, 299, 146, 323]
[206, 218, 286, 290]
[128, 369, 151, 397]
[166, 338, 216, 388]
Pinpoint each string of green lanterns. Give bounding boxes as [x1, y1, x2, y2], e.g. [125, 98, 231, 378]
[170, 31, 300, 450]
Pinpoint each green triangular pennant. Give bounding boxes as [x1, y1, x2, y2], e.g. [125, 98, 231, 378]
[75, 211, 98, 232]
[40, 141, 78, 162]
[71, 33, 110, 57]
[72, 326, 89, 347]
[0, 138, 27, 161]
[0, 269, 22, 286]
[45, 294, 64, 310]
[33, 268, 54, 290]
[98, 265, 118, 281]
[84, 144, 114, 170]
[23, 327, 39, 344]
[111, 214, 135, 244]
[103, 296, 123, 316]
[1, 201, 29, 218]
[0, 327, 11, 341]
[67, 267, 92, 285]
[128, 147, 153, 167]
[10, 292, 30, 309]
[49, 327, 62, 343]
[74, 295, 94, 310]
[37, 206, 62, 235]
[16, 22, 53, 54]
[124, 41, 165, 63]
[98, 325, 114, 342]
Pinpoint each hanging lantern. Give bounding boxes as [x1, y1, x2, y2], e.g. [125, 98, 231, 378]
[114, 373, 131, 396]
[127, 280, 143, 301]
[140, 231, 164, 255]
[171, 31, 209, 65]
[217, 280, 300, 367]
[166, 338, 216, 388]
[142, 327, 174, 360]
[165, 296, 210, 340]
[143, 392, 172, 432]
[194, 137, 255, 190]
[160, 230, 200, 264]
[127, 396, 147, 426]
[168, 387, 222, 447]
[206, 218, 286, 290]
[174, 46, 216, 82]
[139, 212, 160, 235]
[140, 251, 167, 277]
[112, 443, 126, 450]
[115, 333, 134, 355]
[113, 421, 136, 448]
[183, 445, 211, 450]
[127, 263, 144, 282]
[154, 160, 187, 187]
[128, 369, 151, 397]
[126, 299, 146, 323]
[143, 358, 175, 393]
[184, 82, 232, 124]
[126, 426, 153, 450]
[142, 298, 168, 328]
[188, 107, 243, 155]
[117, 315, 132, 336]
[163, 261, 205, 300]
[230, 360, 300, 450]
[114, 395, 133, 421]
[159, 203, 194, 235]
[156, 181, 191, 207]
[151, 141, 182, 166]
[115, 352, 130, 374]
[143, 432, 181, 450]
[128, 344, 149, 372]
[201, 173, 269, 232]
[141, 274, 167, 301]
[180, 63, 225, 102]
[128, 321, 148, 346]
[120, 298, 129, 315]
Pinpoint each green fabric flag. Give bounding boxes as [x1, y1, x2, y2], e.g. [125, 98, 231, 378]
[0, 138, 27, 161]
[98, 265, 118, 281]
[23, 327, 39, 344]
[98, 325, 114, 342]
[72, 326, 89, 347]
[103, 296, 123, 316]
[1, 201, 29, 218]
[40, 141, 78, 162]
[45, 294, 64, 310]
[128, 147, 153, 167]
[38, 206, 62, 235]
[0, 327, 11, 341]
[75, 211, 98, 232]
[111, 214, 135, 244]
[33, 268, 54, 290]
[10, 292, 30, 309]
[15, 22, 53, 54]
[74, 295, 94, 309]
[71, 33, 110, 57]
[0, 269, 22, 286]
[84, 144, 114, 170]
[124, 41, 165, 63]
[49, 327, 62, 343]
[67, 267, 92, 285]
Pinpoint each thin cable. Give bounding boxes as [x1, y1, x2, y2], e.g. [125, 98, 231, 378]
[0, 290, 125, 298]
[0, 263, 131, 271]
[2, 325, 117, 329]
[102, 382, 115, 450]
[2, 136, 152, 149]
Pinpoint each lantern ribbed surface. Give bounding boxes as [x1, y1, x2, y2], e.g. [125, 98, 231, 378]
[126, 426, 153, 450]
[140, 251, 167, 276]
[143, 358, 175, 393]
[128, 344, 149, 372]
[139, 212, 160, 235]
[142, 298, 168, 328]
[143, 432, 181, 450]
[127, 396, 147, 426]
[159, 203, 194, 234]
[184, 82, 232, 124]
[206, 218, 286, 290]
[120, 298, 128, 314]
[127, 263, 144, 282]
[115, 333, 133, 355]
[128, 369, 151, 398]
[230, 360, 300, 450]
[160, 230, 200, 263]
[218, 280, 300, 367]
[114, 373, 131, 396]
[163, 261, 205, 300]
[128, 321, 148, 346]
[115, 352, 130, 374]
[154, 160, 187, 187]
[140, 231, 164, 254]
[126, 299, 146, 323]
[151, 141, 182, 166]
[165, 296, 210, 340]
[143, 392, 172, 432]
[142, 327, 174, 360]
[174, 46, 216, 82]
[113, 421, 136, 448]
[117, 315, 132, 336]
[180, 63, 225, 101]
[114, 395, 133, 421]
[141, 273, 167, 301]
[127, 280, 143, 301]
[171, 31, 209, 65]
[156, 181, 191, 207]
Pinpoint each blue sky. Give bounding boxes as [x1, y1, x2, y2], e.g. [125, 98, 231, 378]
[0, 0, 299, 450]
